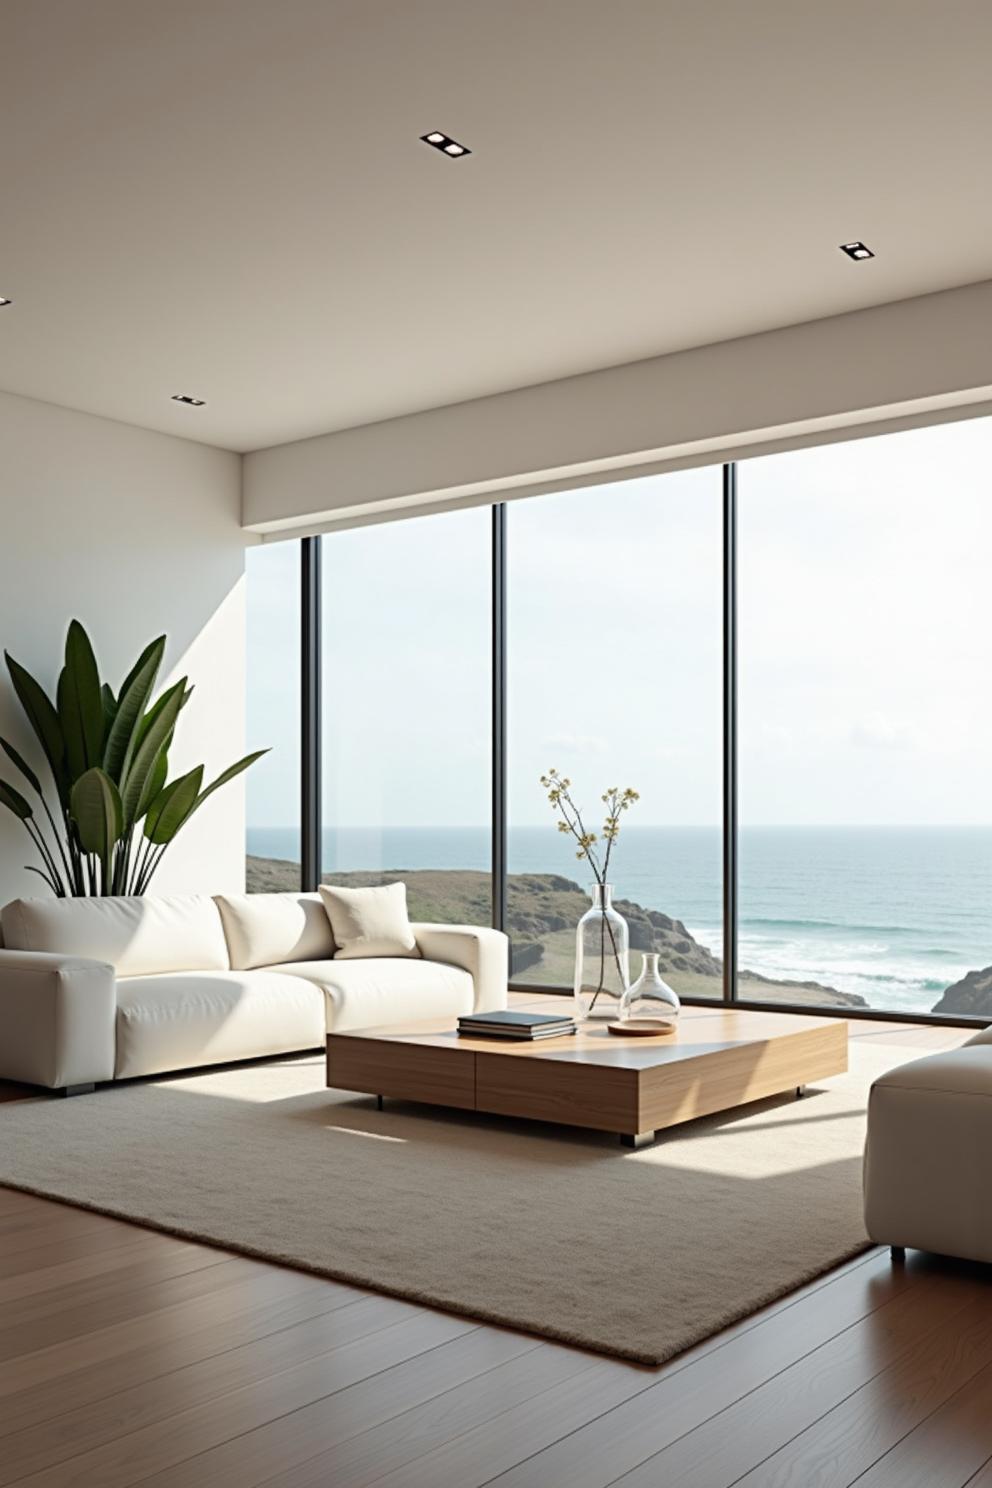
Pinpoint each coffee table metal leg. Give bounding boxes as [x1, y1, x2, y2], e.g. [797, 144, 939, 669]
[376, 1095, 383, 1111]
[796, 1085, 806, 1098]
[621, 1131, 655, 1150]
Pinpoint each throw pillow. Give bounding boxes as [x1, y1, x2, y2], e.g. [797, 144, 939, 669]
[319, 882, 421, 960]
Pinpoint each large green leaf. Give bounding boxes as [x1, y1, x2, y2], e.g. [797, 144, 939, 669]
[119, 680, 186, 827]
[117, 635, 167, 714]
[192, 750, 270, 813]
[0, 778, 32, 821]
[0, 737, 42, 797]
[101, 684, 117, 741]
[127, 682, 191, 822]
[58, 621, 104, 780]
[136, 743, 170, 821]
[70, 768, 123, 860]
[4, 653, 65, 792]
[128, 682, 191, 766]
[144, 767, 204, 844]
[104, 636, 166, 783]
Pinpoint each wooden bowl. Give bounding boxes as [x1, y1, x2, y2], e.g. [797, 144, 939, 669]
[607, 1018, 677, 1037]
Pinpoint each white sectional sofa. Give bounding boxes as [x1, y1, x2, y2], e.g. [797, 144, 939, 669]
[0, 892, 508, 1093]
[864, 1026, 992, 1264]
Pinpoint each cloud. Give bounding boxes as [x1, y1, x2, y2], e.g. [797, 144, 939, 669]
[849, 716, 913, 751]
[545, 733, 609, 755]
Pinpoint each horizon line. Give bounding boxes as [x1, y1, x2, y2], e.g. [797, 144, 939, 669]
[247, 822, 992, 832]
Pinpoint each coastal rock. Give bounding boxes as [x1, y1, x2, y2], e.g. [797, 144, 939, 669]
[510, 941, 545, 975]
[738, 968, 866, 1008]
[932, 967, 992, 1018]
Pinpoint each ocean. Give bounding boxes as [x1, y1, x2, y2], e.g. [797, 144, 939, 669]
[245, 825, 992, 1015]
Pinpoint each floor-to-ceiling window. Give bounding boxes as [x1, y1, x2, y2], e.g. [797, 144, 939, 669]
[245, 539, 301, 890]
[738, 419, 992, 1020]
[320, 507, 492, 925]
[245, 414, 992, 1023]
[506, 469, 725, 996]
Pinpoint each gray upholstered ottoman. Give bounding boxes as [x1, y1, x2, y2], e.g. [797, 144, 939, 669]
[864, 1027, 992, 1264]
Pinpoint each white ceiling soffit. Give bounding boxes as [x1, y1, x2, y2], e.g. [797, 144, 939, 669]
[2, 0, 992, 454]
[242, 279, 992, 535]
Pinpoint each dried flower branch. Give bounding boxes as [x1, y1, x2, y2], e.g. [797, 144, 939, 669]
[541, 770, 640, 1014]
[540, 770, 639, 884]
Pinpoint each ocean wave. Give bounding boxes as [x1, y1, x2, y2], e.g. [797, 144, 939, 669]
[740, 916, 924, 936]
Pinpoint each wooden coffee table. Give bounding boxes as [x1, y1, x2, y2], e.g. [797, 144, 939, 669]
[326, 1004, 848, 1147]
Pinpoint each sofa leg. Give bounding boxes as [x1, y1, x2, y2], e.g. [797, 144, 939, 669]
[60, 1083, 95, 1097]
[376, 1094, 383, 1111]
[890, 1245, 906, 1263]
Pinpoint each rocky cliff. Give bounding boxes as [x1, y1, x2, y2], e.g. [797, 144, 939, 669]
[931, 966, 992, 1018]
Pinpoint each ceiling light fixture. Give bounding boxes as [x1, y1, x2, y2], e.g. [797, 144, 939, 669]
[840, 241, 874, 261]
[420, 130, 471, 158]
[171, 394, 206, 406]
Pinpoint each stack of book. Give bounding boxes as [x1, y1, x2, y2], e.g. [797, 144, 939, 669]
[457, 1010, 577, 1041]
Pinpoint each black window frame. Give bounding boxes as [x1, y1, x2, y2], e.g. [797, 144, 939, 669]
[284, 466, 981, 1029]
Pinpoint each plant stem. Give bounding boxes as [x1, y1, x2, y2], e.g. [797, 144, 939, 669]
[26, 819, 65, 895]
[23, 820, 63, 895]
[588, 909, 626, 1011]
[139, 842, 169, 893]
[38, 795, 73, 891]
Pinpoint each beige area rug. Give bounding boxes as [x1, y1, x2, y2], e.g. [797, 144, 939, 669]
[0, 1042, 912, 1365]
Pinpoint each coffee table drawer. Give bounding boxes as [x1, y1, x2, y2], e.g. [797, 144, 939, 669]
[327, 1036, 476, 1111]
[475, 1052, 639, 1134]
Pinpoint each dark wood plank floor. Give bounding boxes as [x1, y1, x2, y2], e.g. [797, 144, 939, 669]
[2, 1016, 990, 1487]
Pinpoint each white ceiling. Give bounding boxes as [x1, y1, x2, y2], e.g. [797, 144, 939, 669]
[2, 0, 992, 454]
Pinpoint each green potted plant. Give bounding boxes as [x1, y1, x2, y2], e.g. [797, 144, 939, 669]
[0, 620, 267, 896]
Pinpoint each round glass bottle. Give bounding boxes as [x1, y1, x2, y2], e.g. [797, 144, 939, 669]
[619, 951, 681, 1030]
[574, 883, 630, 1021]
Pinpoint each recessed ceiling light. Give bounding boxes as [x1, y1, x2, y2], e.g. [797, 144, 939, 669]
[0, 296, 11, 307]
[171, 393, 206, 406]
[420, 130, 471, 158]
[840, 241, 874, 261]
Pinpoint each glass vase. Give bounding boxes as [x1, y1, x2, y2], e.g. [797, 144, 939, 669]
[574, 883, 630, 1021]
[619, 951, 681, 1030]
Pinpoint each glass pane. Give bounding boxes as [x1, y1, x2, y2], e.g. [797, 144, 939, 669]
[739, 418, 992, 1018]
[321, 508, 491, 923]
[507, 469, 724, 998]
[245, 540, 301, 891]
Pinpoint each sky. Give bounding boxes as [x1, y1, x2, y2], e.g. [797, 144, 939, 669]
[246, 413, 992, 833]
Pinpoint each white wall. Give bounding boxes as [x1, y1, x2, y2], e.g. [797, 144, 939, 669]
[0, 389, 245, 905]
[244, 278, 992, 535]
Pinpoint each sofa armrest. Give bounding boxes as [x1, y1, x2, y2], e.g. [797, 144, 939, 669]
[412, 925, 509, 1013]
[0, 950, 116, 1089]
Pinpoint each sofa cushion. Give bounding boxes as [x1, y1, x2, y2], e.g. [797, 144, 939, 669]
[214, 892, 336, 971]
[319, 882, 420, 960]
[0, 895, 229, 978]
[115, 970, 325, 1078]
[870, 1045, 992, 1096]
[272, 957, 473, 1032]
[865, 1045, 992, 1263]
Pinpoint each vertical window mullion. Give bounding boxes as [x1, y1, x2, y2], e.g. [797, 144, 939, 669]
[301, 536, 322, 892]
[723, 464, 738, 1004]
[492, 504, 508, 933]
